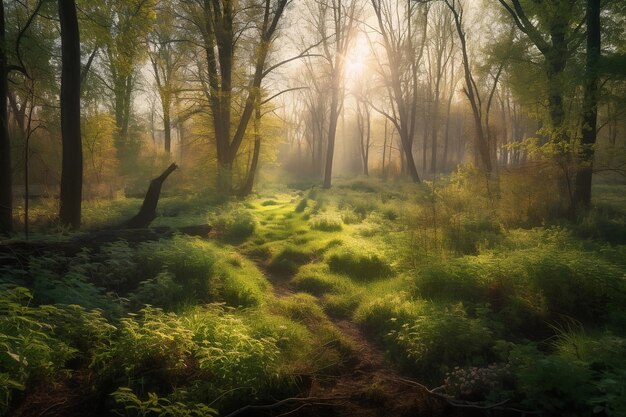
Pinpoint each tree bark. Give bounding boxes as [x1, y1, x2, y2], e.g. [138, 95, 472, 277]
[573, 0, 600, 210]
[0, 0, 11, 235]
[123, 162, 178, 228]
[239, 107, 262, 197]
[58, 0, 83, 229]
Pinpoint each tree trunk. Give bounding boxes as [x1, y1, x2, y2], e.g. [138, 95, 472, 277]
[323, 77, 340, 189]
[58, 0, 83, 229]
[0, 0, 11, 235]
[240, 107, 262, 197]
[123, 163, 178, 228]
[573, 0, 600, 210]
[163, 105, 171, 153]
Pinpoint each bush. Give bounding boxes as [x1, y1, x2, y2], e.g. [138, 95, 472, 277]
[413, 258, 489, 303]
[140, 237, 219, 305]
[520, 246, 624, 320]
[111, 387, 217, 417]
[95, 306, 194, 384]
[209, 208, 256, 242]
[327, 249, 392, 280]
[386, 303, 494, 378]
[0, 287, 106, 414]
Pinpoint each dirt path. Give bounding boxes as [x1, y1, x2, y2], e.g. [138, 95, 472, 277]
[253, 268, 450, 417]
[241, 199, 456, 416]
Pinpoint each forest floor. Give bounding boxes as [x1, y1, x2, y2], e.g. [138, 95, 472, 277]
[4, 177, 625, 417]
[231, 195, 451, 417]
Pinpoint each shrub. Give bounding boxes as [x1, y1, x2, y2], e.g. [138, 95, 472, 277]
[95, 306, 194, 382]
[520, 247, 624, 320]
[327, 249, 392, 280]
[511, 345, 594, 415]
[209, 208, 256, 242]
[0, 288, 83, 413]
[111, 387, 217, 417]
[386, 303, 494, 377]
[413, 258, 489, 303]
[130, 272, 184, 310]
[140, 237, 219, 304]
[184, 306, 284, 401]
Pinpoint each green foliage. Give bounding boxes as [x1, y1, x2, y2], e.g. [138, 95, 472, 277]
[268, 245, 314, 276]
[111, 387, 217, 417]
[137, 236, 220, 306]
[327, 249, 392, 280]
[413, 257, 490, 303]
[0, 288, 71, 413]
[96, 306, 194, 381]
[309, 213, 343, 232]
[355, 293, 424, 335]
[0, 287, 113, 414]
[386, 303, 494, 377]
[513, 346, 595, 416]
[294, 198, 308, 212]
[292, 264, 354, 296]
[130, 272, 184, 310]
[209, 207, 256, 242]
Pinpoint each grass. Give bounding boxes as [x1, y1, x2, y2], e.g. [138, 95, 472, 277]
[4, 177, 626, 417]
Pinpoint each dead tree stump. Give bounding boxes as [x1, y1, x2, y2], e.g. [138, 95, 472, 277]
[122, 162, 178, 228]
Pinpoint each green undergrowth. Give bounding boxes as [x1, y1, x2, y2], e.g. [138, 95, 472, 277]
[3, 176, 626, 417]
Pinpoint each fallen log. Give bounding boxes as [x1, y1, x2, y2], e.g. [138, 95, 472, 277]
[0, 224, 212, 267]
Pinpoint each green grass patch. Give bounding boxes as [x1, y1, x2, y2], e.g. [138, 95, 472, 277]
[327, 248, 393, 280]
[267, 245, 315, 276]
[309, 213, 343, 232]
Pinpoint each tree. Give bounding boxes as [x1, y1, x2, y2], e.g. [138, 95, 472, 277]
[147, 1, 185, 154]
[573, 0, 601, 209]
[497, 0, 583, 136]
[370, 0, 424, 182]
[320, 0, 361, 188]
[100, 0, 156, 168]
[181, 0, 291, 193]
[439, 0, 493, 173]
[425, 2, 455, 173]
[58, 0, 83, 229]
[0, 0, 11, 235]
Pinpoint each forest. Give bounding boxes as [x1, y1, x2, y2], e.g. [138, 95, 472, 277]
[0, 0, 625, 416]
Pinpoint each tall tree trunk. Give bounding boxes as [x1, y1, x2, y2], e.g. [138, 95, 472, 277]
[240, 106, 262, 197]
[0, 1, 11, 235]
[323, 81, 340, 189]
[58, 0, 83, 229]
[163, 105, 171, 153]
[382, 117, 388, 177]
[573, 0, 600, 210]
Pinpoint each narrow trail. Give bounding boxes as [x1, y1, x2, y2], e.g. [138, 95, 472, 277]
[261, 268, 447, 417]
[239, 199, 453, 416]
